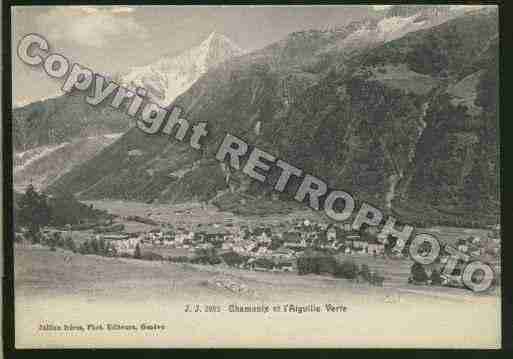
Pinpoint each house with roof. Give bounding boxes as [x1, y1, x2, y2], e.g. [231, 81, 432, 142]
[470, 248, 482, 258]
[162, 231, 175, 241]
[273, 258, 295, 272]
[273, 248, 295, 260]
[252, 226, 272, 239]
[102, 234, 130, 241]
[248, 257, 274, 271]
[127, 149, 143, 157]
[345, 235, 367, 250]
[244, 242, 257, 252]
[283, 232, 308, 250]
[175, 229, 194, 244]
[471, 236, 482, 245]
[327, 240, 345, 251]
[283, 231, 301, 244]
[458, 243, 469, 253]
[326, 226, 337, 242]
[232, 244, 247, 254]
[112, 236, 142, 254]
[147, 229, 164, 241]
[198, 242, 214, 250]
[251, 245, 268, 257]
[201, 226, 230, 242]
[222, 241, 236, 250]
[488, 224, 500, 240]
[257, 231, 272, 244]
[307, 231, 320, 242]
[367, 240, 385, 255]
[339, 223, 352, 232]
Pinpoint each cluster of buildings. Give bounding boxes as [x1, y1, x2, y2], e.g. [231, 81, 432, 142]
[100, 219, 390, 269]
[27, 218, 501, 274]
[455, 234, 500, 258]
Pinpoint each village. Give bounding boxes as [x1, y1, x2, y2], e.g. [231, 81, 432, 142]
[13, 184, 500, 291]
[29, 212, 501, 283]
[106, 218, 386, 272]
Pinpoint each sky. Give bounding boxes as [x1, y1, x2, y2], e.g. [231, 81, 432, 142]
[11, 5, 487, 105]
[12, 5, 387, 105]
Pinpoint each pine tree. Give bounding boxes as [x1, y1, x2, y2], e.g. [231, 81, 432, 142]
[90, 238, 100, 254]
[410, 262, 429, 283]
[134, 243, 142, 259]
[430, 269, 442, 286]
[17, 184, 51, 241]
[359, 264, 372, 282]
[65, 237, 76, 252]
[98, 238, 107, 255]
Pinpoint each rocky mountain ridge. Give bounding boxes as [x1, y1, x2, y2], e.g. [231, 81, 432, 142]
[120, 32, 244, 107]
[12, 32, 245, 190]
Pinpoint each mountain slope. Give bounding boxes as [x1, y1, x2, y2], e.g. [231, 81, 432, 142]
[13, 33, 244, 191]
[14, 134, 122, 192]
[49, 8, 499, 225]
[12, 90, 131, 152]
[13, 33, 244, 153]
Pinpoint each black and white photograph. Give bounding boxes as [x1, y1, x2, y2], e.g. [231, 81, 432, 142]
[6, 4, 501, 348]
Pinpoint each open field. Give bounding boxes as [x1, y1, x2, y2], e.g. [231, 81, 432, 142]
[15, 244, 500, 348]
[84, 200, 324, 230]
[85, 199, 498, 239]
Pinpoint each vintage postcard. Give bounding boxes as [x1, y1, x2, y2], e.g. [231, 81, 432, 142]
[9, 4, 501, 348]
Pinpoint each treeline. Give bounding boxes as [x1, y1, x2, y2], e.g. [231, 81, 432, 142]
[297, 252, 385, 286]
[15, 185, 109, 239]
[140, 249, 251, 268]
[77, 237, 118, 256]
[393, 199, 499, 229]
[131, 246, 224, 265]
[30, 231, 118, 257]
[38, 232, 76, 252]
[408, 262, 442, 286]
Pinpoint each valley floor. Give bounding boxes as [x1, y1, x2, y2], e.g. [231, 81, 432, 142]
[83, 199, 324, 231]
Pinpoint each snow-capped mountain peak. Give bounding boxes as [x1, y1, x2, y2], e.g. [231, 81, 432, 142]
[121, 32, 244, 107]
[341, 5, 468, 47]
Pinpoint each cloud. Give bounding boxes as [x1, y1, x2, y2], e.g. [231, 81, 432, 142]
[373, 4, 493, 13]
[80, 6, 100, 14]
[36, 6, 147, 48]
[110, 7, 135, 14]
[372, 5, 393, 11]
[449, 5, 491, 12]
